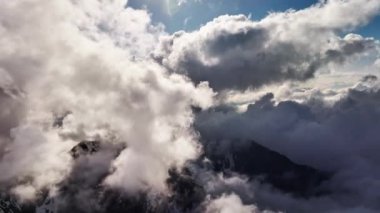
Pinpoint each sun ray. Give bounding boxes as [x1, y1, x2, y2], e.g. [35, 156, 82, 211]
[165, 0, 181, 16]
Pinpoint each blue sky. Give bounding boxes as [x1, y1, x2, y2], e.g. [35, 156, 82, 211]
[128, 0, 380, 38]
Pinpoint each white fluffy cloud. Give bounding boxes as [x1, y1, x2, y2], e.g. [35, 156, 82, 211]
[0, 0, 214, 200]
[206, 193, 262, 213]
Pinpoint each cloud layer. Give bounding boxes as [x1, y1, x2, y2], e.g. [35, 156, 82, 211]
[195, 77, 380, 212]
[1, 0, 380, 212]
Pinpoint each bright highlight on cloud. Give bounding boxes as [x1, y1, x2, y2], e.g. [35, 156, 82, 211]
[0, 0, 380, 212]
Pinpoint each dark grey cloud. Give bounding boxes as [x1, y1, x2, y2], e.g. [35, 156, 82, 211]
[194, 78, 380, 212]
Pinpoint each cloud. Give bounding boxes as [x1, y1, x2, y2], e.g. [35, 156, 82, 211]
[1, 0, 380, 212]
[0, 126, 75, 201]
[375, 58, 380, 69]
[205, 193, 268, 213]
[0, 0, 214, 201]
[154, 0, 380, 91]
[194, 77, 380, 212]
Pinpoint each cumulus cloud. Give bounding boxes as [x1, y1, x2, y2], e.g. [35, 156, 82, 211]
[0, 0, 214, 201]
[154, 0, 380, 91]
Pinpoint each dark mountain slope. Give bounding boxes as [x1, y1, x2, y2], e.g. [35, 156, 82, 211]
[205, 140, 330, 197]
